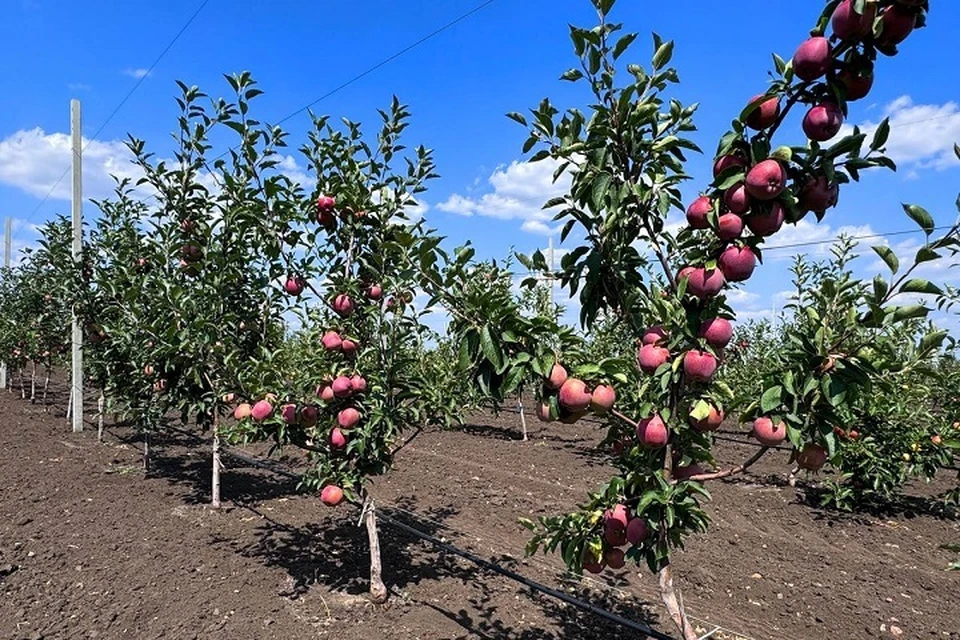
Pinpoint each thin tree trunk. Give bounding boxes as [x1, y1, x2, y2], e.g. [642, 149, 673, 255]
[143, 432, 151, 474]
[364, 500, 388, 603]
[517, 397, 528, 441]
[211, 414, 222, 509]
[66, 385, 73, 420]
[41, 365, 50, 410]
[97, 391, 105, 442]
[659, 563, 697, 640]
[19, 367, 26, 399]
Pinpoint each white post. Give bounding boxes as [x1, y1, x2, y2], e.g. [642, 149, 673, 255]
[0, 217, 9, 391]
[70, 100, 84, 433]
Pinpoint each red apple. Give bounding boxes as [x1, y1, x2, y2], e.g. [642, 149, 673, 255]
[686, 196, 712, 229]
[604, 520, 627, 547]
[799, 176, 839, 213]
[723, 185, 751, 215]
[333, 294, 354, 318]
[338, 407, 360, 429]
[234, 403, 252, 420]
[746, 203, 785, 237]
[717, 213, 745, 241]
[321, 330, 342, 351]
[700, 317, 733, 348]
[284, 276, 305, 297]
[684, 350, 718, 382]
[547, 363, 568, 390]
[637, 414, 669, 447]
[832, 0, 877, 41]
[626, 518, 649, 545]
[745, 160, 786, 201]
[753, 417, 787, 446]
[281, 403, 298, 425]
[713, 153, 747, 178]
[590, 385, 616, 414]
[638, 344, 670, 374]
[332, 376, 353, 398]
[300, 405, 319, 427]
[746, 95, 780, 130]
[684, 267, 726, 300]
[320, 485, 344, 506]
[559, 378, 592, 412]
[251, 400, 274, 422]
[802, 102, 844, 142]
[329, 428, 347, 450]
[366, 284, 383, 300]
[642, 325, 668, 346]
[689, 404, 724, 432]
[878, 4, 916, 45]
[605, 548, 626, 570]
[793, 36, 832, 82]
[350, 375, 368, 393]
[318, 385, 335, 403]
[341, 339, 358, 357]
[718, 245, 757, 282]
[797, 443, 828, 470]
[838, 68, 874, 101]
[536, 402, 553, 423]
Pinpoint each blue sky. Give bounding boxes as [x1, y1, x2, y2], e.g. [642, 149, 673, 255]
[1, 0, 959, 330]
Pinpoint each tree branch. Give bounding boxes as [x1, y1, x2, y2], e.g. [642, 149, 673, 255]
[682, 445, 769, 483]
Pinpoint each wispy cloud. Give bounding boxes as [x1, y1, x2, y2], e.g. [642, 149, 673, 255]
[122, 68, 150, 80]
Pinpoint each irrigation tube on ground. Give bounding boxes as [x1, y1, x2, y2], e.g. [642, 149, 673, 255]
[158, 424, 675, 639]
[377, 513, 676, 640]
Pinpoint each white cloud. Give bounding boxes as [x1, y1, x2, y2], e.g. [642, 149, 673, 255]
[122, 68, 150, 80]
[0, 128, 141, 201]
[762, 220, 879, 261]
[437, 159, 570, 236]
[840, 95, 960, 171]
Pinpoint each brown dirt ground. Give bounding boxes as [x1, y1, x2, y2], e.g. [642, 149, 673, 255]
[1, 377, 959, 640]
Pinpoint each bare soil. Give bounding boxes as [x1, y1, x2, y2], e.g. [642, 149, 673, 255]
[1, 378, 958, 640]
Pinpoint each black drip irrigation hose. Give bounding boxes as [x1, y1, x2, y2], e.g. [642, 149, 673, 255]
[146, 423, 678, 639]
[377, 513, 675, 640]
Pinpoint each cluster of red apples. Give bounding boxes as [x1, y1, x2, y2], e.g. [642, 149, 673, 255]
[535, 363, 616, 424]
[680, 0, 923, 470]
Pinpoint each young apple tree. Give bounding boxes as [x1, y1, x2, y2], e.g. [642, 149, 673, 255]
[446, 1, 932, 636]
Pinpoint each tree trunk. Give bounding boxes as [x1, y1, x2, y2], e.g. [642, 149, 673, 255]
[66, 385, 73, 419]
[363, 500, 388, 603]
[211, 415, 222, 509]
[659, 562, 697, 640]
[41, 366, 50, 410]
[30, 361, 36, 403]
[19, 367, 26, 399]
[143, 432, 151, 474]
[97, 391, 105, 443]
[517, 397, 528, 441]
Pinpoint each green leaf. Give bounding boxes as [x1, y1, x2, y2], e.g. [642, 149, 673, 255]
[872, 245, 899, 274]
[870, 118, 890, 151]
[506, 112, 528, 126]
[760, 385, 783, 413]
[613, 33, 638, 60]
[560, 69, 584, 82]
[900, 278, 943, 295]
[479, 325, 503, 371]
[592, 172, 612, 212]
[915, 246, 939, 264]
[891, 304, 929, 322]
[652, 40, 674, 70]
[902, 203, 935, 235]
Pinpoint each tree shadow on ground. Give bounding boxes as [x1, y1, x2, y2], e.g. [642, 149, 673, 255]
[414, 567, 666, 640]
[802, 486, 959, 522]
